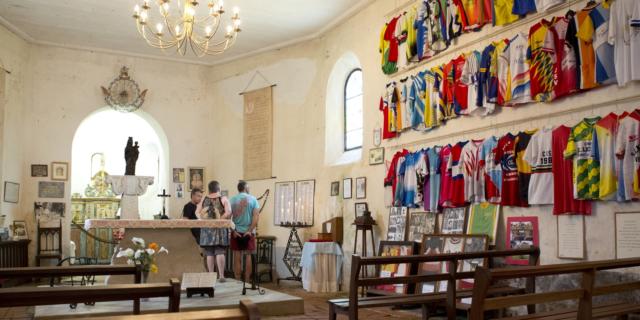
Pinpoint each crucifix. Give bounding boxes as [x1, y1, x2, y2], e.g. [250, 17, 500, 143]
[157, 189, 171, 219]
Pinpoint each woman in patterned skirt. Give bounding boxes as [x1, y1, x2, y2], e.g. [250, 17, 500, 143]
[196, 180, 231, 281]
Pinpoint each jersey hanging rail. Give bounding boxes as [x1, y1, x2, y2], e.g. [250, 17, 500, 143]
[384, 0, 583, 78]
[386, 92, 640, 152]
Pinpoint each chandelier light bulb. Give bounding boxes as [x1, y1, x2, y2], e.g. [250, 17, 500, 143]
[162, 2, 170, 13]
[134, 4, 140, 15]
[156, 23, 163, 34]
[205, 25, 212, 36]
[226, 25, 233, 34]
[185, 6, 195, 17]
[175, 25, 181, 34]
[140, 11, 148, 23]
[233, 6, 239, 15]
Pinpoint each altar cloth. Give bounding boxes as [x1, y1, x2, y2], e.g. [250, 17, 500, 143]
[84, 219, 234, 230]
[300, 242, 343, 293]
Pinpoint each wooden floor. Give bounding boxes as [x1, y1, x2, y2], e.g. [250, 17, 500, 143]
[0, 282, 422, 320]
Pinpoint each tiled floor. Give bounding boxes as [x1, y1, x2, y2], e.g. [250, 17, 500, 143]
[0, 282, 422, 320]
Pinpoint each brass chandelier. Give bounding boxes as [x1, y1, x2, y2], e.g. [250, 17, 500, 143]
[132, 0, 242, 57]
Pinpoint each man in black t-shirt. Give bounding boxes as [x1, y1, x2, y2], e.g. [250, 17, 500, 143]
[182, 188, 203, 244]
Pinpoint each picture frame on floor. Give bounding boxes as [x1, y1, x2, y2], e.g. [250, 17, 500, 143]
[418, 235, 445, 293]
[467, 203, 500, 245]
[374, 241, 419, 294]
[506, 216, 539, 265]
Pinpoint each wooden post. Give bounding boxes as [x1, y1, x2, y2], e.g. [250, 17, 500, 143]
[469, 267, 492, 320]
[169, 278, 181, 312]
[577, 269, 595, 320]
[133, 264, 142, 314]
[349, 255, 360, 320]
[525, 248, 539, 314]
[446, 259, 457, 320]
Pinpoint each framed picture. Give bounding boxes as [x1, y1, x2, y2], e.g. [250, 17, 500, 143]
[418, 235, 445, 293]
[343, 178, 352, 199]
[51, 162, 69, 181]
[506, 216, 539, 265]
[355, 202, 368, 217]
[373, 128, 382, 147]
[438, 236, 465, 293]
[467, 203, 500, 245]
[407, 211, 437, 242]
[355, 177, 366, 199]
[557, 215, 585, 260]
[34, 202, 65, 220]
[294, 179, 315, 226]
[369, 147, 385, 165]
[188, 167, 205, 191]
[330, 181, 339, 196]
[38, 181, 65, 199]
[175, 183, 184, 198]
[3, 181, 19, 203]
[458, 235, 489, 292]
[172, 168, 185, 183]
[0, 228, 9, 241]
[12, 220, 28, 240]
[441, 207, 467, 234]
[274, 181, 295, 226]
[615, 212, 640, 259]
[375, 241, 419, 294]
[386, 207, 408, 241]
[31, 164, 48, 177]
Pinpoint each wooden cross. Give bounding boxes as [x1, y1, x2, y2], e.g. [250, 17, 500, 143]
[157, 189, 171, 219]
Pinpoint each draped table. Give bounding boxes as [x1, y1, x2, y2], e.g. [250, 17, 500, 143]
[299, 242, 343, 293]
[84, 219, 234, 284]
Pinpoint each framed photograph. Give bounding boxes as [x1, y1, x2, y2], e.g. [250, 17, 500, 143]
[175, 183, 184, 198]
[441, 207, 468, 234]
[172, 168, 185, 183]
[343, 178, 352, 199]
[375, 241, 419, 294]
[12, 220, 28, 240]
[188, 167, 205, 191]
[31, 164, 48, 177]
[615, 212, 640, 259]
[3, 181, 19, 203]
[506, 216, 539, 265]
[355, 202, 368, 217]
[458, 235, 489, 292]
[418, 235, 445, 293]
[407, 211, 437, 242]
[467, 203, 500, 245]
[557, 215, 585, 260]
[34, 202, 65, 220]
[373, 128, 382, 147]
[355, 177, 366, 199]
[51, 162, 69, 181]
[274, 181, 295, 225]
[38, 181, 65, 199]
[294, 179, 315, 226]
[386, 207, 408, 241]
[330, 181, 339, 196]
[369, 147, 385, 165]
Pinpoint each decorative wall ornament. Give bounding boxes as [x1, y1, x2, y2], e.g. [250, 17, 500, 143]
[101, 67, 147, 113]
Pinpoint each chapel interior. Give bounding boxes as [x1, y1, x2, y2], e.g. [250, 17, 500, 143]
[1, 0, 640, 319]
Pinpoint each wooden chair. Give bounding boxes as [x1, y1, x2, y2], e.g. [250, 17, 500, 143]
[36, 219, 63, 266]
[468, 258, 640, 320]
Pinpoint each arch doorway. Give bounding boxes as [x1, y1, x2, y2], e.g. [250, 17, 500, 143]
[71, 108, 170, 220]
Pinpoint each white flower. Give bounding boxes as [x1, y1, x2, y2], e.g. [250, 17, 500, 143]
[145, 248, 155, 256]
[117, 248, 134, 258]
[126, 259, 133, 265]
[132, 237, 145, 247]
[134, 249, 143, 259]
[158, 247, 169, 254]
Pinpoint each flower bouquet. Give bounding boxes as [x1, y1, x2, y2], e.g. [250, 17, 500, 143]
[116, 237, 168, 281]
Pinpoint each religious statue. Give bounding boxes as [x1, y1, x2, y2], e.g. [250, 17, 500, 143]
[124, 137, 140, 175]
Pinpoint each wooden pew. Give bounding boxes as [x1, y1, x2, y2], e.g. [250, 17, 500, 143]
[0, 278, 181, 314]
[328, 247, 540, 320]
[468, 258, 640, 320]
[73, 299, 261, 320]
[0, 265, 142, 283]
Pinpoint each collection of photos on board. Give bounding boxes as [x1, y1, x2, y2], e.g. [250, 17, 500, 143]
[377, 203, 541, 296]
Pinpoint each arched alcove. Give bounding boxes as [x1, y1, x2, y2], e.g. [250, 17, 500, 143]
[71, 107, 170, 219]
[324, 51, 363, 166]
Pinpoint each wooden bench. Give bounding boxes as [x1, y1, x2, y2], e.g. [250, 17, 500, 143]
[0, 265, 142, 284]
[0, 278, 181, 314]
[73, 299, 261, 320]
[469, 257, 640, 320]
[329, 247, 540, 320]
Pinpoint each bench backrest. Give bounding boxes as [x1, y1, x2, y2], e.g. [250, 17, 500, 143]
[0, 264, 142, 283]
[349, 247, 540, 319]
[0, 278, 180, 314]
[468, 257, 640, 320]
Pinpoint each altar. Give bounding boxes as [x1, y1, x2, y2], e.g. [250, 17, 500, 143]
[84, 219, 234, 284]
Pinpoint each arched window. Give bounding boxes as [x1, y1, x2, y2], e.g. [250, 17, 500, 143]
[344, 69, 363, 151]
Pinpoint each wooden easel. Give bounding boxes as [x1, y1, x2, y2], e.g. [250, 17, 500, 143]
[353, 221, 376, 296]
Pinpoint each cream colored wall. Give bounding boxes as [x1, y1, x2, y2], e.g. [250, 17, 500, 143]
[0, 24, 30, 226]
[207, 0, 640, 280]
[0, 0, 639, 276]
